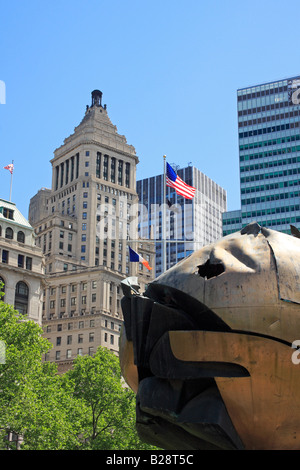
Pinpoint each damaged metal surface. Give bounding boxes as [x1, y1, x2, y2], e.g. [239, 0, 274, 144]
[119, 223, 300, 450]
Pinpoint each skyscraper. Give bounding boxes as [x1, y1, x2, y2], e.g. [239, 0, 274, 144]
[137, 165, 227, 276]
[29, 90, 154, 371]
[223, 75, 300, 235]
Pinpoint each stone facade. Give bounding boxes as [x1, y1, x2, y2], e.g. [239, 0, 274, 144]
[0, 198, 44, 325]
[29, 90, 155, 371]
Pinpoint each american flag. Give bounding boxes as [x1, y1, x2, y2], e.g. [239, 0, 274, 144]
[4, 163, 14, 174]
[166, 162, 196, 199]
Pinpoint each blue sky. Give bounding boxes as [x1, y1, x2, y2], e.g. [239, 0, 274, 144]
[2, 0, 300, 218]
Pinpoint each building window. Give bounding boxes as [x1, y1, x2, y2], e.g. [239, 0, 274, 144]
[118, 160, 123, 185]
[2, 208, 14, 220]
[96, 152, 101, 178]
[17, 231, 25, 243]
[66, 349, 72, 359]
[5, 227, 13, 239]
[89, 332, 94, 342]
[103, 155, 109, 181]
[78, 334, 83, 343]
[111, 157, 116, 183]
[56, 351, 61, 360]
[125, 162, 130, 188]
[18, 254, 24, 268]
[67, 335, 72, 345]
[14, 281, 29, 315]
[56, 337, 61, 346]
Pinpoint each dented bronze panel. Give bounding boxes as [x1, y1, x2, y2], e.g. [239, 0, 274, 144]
[119, 223, 300, 450]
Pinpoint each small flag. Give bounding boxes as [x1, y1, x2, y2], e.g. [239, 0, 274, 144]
[4, 163, 14, 174]
[129, 246, 152, 271]
[166, 162, 195, 199]
[167, 199, 181, 213]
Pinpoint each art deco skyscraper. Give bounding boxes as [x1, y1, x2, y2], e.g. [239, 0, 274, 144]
[29, 90, 154, 371]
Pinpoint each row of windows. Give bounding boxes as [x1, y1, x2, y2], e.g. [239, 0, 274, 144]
[237, 85, 287, 101]
[238, 102, 300, 117]
[241, 167, 300, 184]
[242, 204, 300, 215]
[241, 179, 300, 194]
[239, 134, 300, 152]
[240, 149, 300, 164]
[54, 152, 131, 192]
[53, 332, 116, 361]
[1, 249, 32, 269]
[241, 190, 300, 205]
[49, 293, 101, 308]
[241, 215, 300, 227]
[96, 152, 131, 188]
[53, 347, 94, 361]
[55, 153, 79, 190]
[238, 107, 300, 128]
[239, 123, 291, 139]
[222, 217, 242, 226]
[56, 332, 95, 345]
[0, 226, 25, 243]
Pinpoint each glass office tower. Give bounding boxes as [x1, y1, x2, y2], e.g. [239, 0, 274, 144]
[223, 75, 300, 235]
[137, 166, 227, 276]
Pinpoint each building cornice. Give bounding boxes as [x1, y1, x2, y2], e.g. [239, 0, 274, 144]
[51, 139, 139, 164]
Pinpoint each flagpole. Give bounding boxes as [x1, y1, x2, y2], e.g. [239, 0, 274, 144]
[162, 155, 167, 273]
[9, 160, 13, 202]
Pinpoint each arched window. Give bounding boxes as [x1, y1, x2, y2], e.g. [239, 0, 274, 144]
[5, 227, 13, 239]
[17, 231, 25, 243]
[15, 281, 29, 315]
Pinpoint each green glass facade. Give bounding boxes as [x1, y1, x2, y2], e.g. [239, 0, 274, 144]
[223, 75, 300, 235]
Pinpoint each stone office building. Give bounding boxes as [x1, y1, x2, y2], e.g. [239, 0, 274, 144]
[29, 90, 155, 372]
[0, 198, 44, 325]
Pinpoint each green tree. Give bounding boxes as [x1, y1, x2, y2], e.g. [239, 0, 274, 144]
[0, 300, 84, 449]
[0, 297, 157, 450]
[63, 347, 157, 450]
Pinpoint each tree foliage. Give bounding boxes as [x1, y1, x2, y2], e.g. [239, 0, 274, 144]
[0, 300, 157, 450]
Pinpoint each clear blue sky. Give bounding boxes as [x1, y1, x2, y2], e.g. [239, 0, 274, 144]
[1, 0, 300, 218]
